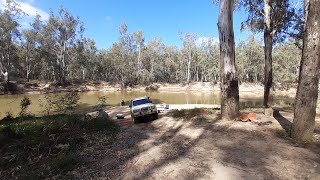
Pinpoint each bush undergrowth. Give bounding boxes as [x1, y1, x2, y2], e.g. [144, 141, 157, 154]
[0, 114, 118, 179]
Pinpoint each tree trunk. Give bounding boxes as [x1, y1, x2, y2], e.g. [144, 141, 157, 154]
[26, 44, 31, 82]
[137, 44, 141, 82]
[187, 59, 191, 83]
[291, 0, 320, 141]
[61, 39, 67, 84]
[218, 0, 239, 120]
[151, 57, 154, 76]
[82, 68, 85, 81]
[26, 68, 30, 82]
[263, 0, 273, 108]
[0, 60, 5, 82]
[196, 67, 199, 82]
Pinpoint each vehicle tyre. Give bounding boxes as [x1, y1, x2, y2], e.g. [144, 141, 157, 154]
[133, 117, 139, 124]
[153, 113, 159, 120]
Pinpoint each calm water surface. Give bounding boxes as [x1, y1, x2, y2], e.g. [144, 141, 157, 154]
[0, 90, 316, 119]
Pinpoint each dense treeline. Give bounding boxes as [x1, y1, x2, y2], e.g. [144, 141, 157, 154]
[0, 1, 301, 87]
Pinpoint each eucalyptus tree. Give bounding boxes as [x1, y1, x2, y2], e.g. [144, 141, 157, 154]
[240, 0, 294, 107]
[236, 35, 264, 83]
[44, 7, 84, 84]
[218, 0, 239, 120]
[291, 0, 320, 141]
[0, 0, 23, 82]
[163, 45, 180, 83]
[117, 21, 137, 86]
[38, 16, 57, 81]
[98, 50, 112, 81]
[180, 33, 197, 83]
[198, 38, 220, 82]
[273, 43, 300, 84]
[21, 15, 42, 81]
[69, 38, 97, 81]
[133, 30, 144, 80]
[144, 38, 164, 83]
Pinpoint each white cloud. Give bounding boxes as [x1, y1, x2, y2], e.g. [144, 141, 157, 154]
[196, 36, 219, 47]
[17, 1, 49, 20]
[0, 0, 49, 20]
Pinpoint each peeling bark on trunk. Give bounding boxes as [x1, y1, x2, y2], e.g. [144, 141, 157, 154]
[26, 44, 31, 82]
[291, 0, 320, 141]
[61, 37, 67, 84]
[218, 0, 239, 120]
[137, 44, 141, 82]
[187, 59, 191, 83]
[82, 68, 85, 81]
[263, 0, 273, 108]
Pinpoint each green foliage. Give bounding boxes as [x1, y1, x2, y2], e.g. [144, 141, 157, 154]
[19, 96, 31, 117]
[235, 35, 301, 84]
[97, 95, 108, 108]
[273, 44, 300, 83]
[43, 91, 80, 114]
[0, 114, 119, 178]
[239, 0, 295, 44]
[0, 1, 302, 87]
[236, 35, 264, 82]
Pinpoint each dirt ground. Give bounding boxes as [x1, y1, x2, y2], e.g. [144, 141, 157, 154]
[70, 107, 320, 180]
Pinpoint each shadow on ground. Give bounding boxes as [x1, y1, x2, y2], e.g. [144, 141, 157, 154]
[72, 109, 320, 180]
[273, 109, 292, 133]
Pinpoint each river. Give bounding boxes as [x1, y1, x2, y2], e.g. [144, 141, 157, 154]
[0, 90, 303, 119]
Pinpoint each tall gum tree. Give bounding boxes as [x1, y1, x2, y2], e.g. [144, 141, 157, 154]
[240, 0, 294, 107]
[291, 0, 320, 141]
[263, 0, 273, 108]
[0, 0, 23, 82]
[218, 0, 240, 120]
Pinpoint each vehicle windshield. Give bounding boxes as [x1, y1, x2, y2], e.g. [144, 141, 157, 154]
[132, 99, 150, 106]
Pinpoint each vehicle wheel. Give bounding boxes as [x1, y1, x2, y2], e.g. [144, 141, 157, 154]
[153, 113, 159, 120]
[133, 117, 139, 124]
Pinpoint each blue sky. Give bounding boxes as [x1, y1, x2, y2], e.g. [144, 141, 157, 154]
[1, 0, 255, 50]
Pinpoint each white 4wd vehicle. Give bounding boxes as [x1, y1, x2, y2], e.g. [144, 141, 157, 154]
[130, 96, 158, 124]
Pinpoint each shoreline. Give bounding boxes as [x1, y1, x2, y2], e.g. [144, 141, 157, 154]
[0, 81, 298, 98]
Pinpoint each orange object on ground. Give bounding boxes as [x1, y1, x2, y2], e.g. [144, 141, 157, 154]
[240, 114, 249, 122]
[248, 112, 257, 121]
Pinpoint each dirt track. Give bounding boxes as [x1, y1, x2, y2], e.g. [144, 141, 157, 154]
[72, 108, 320, 180]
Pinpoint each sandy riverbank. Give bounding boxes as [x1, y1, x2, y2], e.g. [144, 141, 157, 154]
[0, 81, 298, 98]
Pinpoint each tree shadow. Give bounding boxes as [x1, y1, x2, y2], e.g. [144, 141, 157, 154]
[73, 109, 320, 180]
[273, 109, 292, 133]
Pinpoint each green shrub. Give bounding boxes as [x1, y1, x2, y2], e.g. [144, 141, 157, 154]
[42, 91, 80, 114]
[97, 95, 108, 109]
[0, 114, 119, 178]
[20, 96, 31, 117]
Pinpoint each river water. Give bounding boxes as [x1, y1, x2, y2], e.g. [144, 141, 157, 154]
[0, 90, 302, 119]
